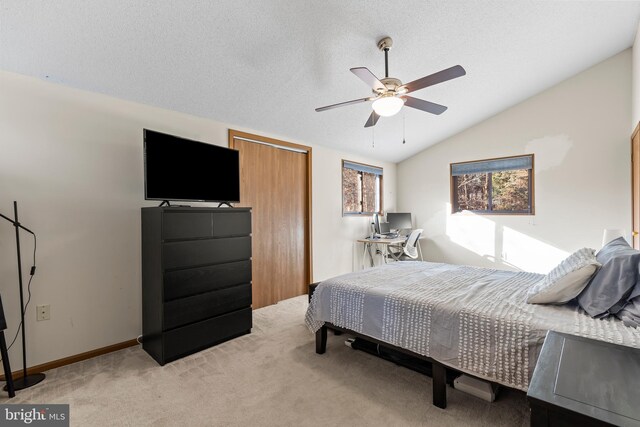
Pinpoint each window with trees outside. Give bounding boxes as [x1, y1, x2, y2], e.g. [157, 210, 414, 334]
[342, 160, 383, 216]
[450, 154, 534, 214]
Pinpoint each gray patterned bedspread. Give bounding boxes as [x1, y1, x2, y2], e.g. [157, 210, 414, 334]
[305, 261, 640, 391]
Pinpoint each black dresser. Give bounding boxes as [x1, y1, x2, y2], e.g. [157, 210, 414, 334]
[141, 207, 252, 365]
[528, 331, 640, 427]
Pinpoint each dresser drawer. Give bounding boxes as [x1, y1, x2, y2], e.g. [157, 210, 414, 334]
[213, 211, 251, 237]
[163, 307, 252, 362]
[163, 260, 251, 301]
[162, 212, 213, 240]
[162, 236, 251, 269]
[164, 283, 252, 330]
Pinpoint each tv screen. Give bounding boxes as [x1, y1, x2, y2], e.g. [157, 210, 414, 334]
[144, 129, 240, 203]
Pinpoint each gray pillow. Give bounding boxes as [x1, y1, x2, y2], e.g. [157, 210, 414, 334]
[616, 276, 640, 327]
[578, 237, 640, 318]
[616, 298, 640, 327]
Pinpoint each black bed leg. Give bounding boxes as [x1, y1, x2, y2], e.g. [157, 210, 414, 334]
[432, 362, 447, 409]
[0, 332, 14, 398]
[315, 325, 327, 354]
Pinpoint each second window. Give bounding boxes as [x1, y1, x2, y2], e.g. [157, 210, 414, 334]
[450, 154, 534, 214]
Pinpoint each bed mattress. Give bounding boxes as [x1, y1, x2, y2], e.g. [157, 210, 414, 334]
[305, 261, 640, 391]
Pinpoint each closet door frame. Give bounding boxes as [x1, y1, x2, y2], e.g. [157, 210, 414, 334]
[228, 129, 313, 300]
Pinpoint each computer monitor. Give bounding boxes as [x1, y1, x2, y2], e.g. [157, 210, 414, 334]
[387, 212, 412, 231]
[372, 213, 381, 234]
[379, 222, 391, 234]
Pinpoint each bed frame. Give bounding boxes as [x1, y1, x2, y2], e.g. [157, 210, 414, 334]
[315, 323, 448, 409]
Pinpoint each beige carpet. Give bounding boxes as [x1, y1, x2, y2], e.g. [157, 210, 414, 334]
[0, 296, 529, 426]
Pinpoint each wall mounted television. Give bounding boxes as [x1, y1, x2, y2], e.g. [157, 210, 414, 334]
[144, 129, 240, 203]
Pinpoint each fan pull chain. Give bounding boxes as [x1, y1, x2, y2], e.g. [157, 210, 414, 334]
[372, 125, 375, 149]
[402, 112, 406, 144]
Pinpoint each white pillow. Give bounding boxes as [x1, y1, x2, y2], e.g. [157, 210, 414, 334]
[526, 248, 600, 304]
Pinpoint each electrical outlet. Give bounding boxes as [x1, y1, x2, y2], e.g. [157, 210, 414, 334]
[36, 304, 50, 321]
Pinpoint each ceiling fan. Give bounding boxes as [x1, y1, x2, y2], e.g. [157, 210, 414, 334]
[315, 37, 466, 128]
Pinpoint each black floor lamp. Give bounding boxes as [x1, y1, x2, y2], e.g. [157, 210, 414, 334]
[0, 201, 45, 391]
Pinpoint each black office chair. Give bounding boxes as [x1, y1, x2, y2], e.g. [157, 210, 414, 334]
[0, 295, 15, 397]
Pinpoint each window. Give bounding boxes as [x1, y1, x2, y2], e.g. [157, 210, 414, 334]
[342, 160, 383, 215]
[450, 154, 534, 214]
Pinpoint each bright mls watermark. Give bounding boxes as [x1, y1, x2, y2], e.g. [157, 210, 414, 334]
[0, 405, 69, 426]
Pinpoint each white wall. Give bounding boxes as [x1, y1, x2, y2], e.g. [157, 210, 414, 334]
[397, 49, 631, 274]
[312, 148, 396, 280]
[0, 70, 395, 368]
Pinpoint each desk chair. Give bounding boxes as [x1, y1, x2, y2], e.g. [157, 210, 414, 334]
[388, 229, 423, 261]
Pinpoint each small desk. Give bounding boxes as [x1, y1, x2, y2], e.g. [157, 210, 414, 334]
[357, 236, 407, 269]
[528, 331, 640, 427]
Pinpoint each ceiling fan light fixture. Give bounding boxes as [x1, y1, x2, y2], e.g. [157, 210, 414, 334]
[314, 37, 466, 128]
[372, 95, 403, 117]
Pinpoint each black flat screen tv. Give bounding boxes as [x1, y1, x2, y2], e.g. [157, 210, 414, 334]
[144, 129, 240, 203]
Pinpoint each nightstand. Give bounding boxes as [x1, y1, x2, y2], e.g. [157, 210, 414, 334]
[528, 331, 640, 427]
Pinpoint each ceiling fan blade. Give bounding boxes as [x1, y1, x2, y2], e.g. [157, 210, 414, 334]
[315, 97, 372, 112]
[364, 111, 380, 128]
[403, 96, 448, 115]
[351, 67, 386, 92]
[402, 65, 466, 94]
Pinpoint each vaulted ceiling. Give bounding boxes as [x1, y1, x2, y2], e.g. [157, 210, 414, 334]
[2, 1, 640, 162]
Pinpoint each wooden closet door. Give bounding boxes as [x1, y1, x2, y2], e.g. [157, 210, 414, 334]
[231, 134, 310, 308]
[632, 123, 640, 249]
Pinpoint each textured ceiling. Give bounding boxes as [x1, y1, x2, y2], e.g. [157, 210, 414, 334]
[1, 1, 640, 162]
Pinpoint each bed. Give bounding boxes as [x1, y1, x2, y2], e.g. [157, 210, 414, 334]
[305, 261, 640, 408]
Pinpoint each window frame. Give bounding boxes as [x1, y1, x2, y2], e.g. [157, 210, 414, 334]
[450, 154, 535, 215]
[341, 159, 384, 217]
